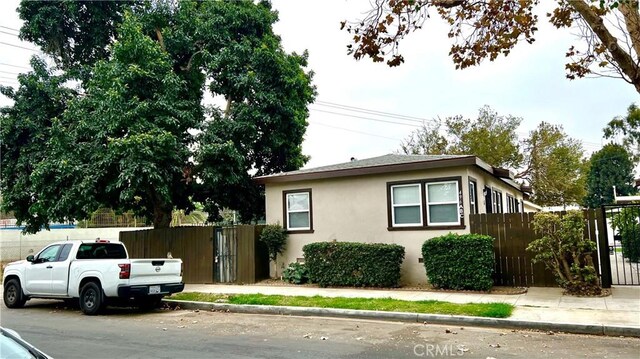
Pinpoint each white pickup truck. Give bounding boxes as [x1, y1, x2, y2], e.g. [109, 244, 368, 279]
[2, 240, 184, 315]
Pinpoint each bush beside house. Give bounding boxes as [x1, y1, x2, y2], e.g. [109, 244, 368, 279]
[527, 211, 601, 296]
[422, 233, 494, 291]
[259, 223, 288, 277]
[303, 242, 405, 287]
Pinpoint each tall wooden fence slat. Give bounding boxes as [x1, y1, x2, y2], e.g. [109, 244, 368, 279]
[120, 225, 267, 284]
[470, 210, 602, 287]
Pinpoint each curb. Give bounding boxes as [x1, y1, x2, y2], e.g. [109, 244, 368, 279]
[163, 299, 640, 338]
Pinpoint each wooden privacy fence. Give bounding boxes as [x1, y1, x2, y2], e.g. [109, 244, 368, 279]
[469, 210, 603, 287]
[120, 225, 268, 284]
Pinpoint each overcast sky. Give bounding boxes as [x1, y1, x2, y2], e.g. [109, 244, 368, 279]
[1, 0, 638, 173]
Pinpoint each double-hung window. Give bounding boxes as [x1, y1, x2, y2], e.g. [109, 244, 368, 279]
[492, 189, 503, 213]
[284, 190, 312, 231]
[469, 179, 478, 215]
[388, 177, 463, 229]
[390, 184, 423, 226]
[426, 181, 461, 225]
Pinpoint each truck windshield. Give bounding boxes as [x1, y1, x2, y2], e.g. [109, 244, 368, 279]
[76, 243, 127, 260]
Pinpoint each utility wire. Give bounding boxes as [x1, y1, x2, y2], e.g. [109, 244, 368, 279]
[0, 25, 19, 33]
[0, 41, 39, 52]
[315, 101, 427, 124]
[0, 30, 20, 37]
[0, 70, 20, 76]
[0, 62, 30, 70]
[310, 121, 402, 141]
[310, 108, 421, 128]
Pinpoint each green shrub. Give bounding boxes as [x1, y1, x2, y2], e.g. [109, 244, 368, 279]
[527, 211, 601, 296]
[283, 262, 309, 284]
[612, 207, 640, 263]
[259, 223, 288, 262]
[422, 233, 494, 291]
[303, 242, 405, 288]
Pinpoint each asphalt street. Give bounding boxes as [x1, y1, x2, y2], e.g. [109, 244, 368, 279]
[1, 299, 639, 359]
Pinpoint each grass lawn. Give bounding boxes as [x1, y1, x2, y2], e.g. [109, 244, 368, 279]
[170, 292, 513, 318]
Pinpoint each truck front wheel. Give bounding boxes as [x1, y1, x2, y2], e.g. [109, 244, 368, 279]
[80, 282, 104, 315]
[3, 279, 27, 308]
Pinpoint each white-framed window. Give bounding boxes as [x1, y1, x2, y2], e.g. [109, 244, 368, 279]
[426, 181, 461, 225]
[492, 189, 503, 214]
[469, 180, 478, 215]
[391, 184, 423, 226]
[506, 194, 517, 213]
[285, 190, 312, 231]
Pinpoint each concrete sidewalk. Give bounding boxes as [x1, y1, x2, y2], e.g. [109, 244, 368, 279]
[181, 284, 640, 332]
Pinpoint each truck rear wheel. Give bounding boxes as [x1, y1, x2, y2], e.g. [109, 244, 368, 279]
[80, 282, 104, 315]
[3, 279, 27, 308]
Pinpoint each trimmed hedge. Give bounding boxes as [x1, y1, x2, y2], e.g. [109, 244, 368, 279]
[422, 233, 494, 291]
[303, 242, 405, 288]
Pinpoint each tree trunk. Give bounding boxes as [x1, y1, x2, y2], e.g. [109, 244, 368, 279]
[153, 204, 172, 229]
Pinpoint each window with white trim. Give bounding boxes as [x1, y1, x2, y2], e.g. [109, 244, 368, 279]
[426, 181, 461, 225]
[391, 184, 422, 226]
[469, 180, 478, 215]
[492, 189, 503, 214]
[285, 191, 311, 231]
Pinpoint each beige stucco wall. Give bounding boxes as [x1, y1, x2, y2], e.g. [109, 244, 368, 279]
[265, 166, 523, 285]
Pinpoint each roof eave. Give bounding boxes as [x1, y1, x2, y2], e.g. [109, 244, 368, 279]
[254, 156, 477, 184]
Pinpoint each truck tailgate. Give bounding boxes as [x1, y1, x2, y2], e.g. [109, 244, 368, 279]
[128, 259, 182, 285]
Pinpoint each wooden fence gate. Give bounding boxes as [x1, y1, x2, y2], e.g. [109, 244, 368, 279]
[470, 210, 604, 287]
[120, 225, 268, 284]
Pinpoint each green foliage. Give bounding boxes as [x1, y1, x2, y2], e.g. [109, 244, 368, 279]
[259, 224, 288, 263]
[400, 106, 523, 169]
[303, 242, 405, 288]
[527, 211, 601, 295]
[3, 1, 315, 233]
[604, 103, 640, 162]
[421, 233, 494, 291]
[612, 207, 640, 263]
[282, 262, 309, 284]
[0, 57, 76, 233]
[584, 144, 635, 208]
[520, 122, 587, 207]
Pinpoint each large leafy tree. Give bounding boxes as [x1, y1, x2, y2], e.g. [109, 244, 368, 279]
[401, 112, 587, 206]
[342, 0, 640, 93]
[583, 143, 635, 207]
[0, 58, 76, 233]
[400, 106, 523, 169]
[1, 1, 315, 232]
[519, 122, 587, 207]
[604, 103, 640, 161]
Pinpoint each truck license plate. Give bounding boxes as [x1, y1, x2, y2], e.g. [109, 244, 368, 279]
[149, 285, 161, 294]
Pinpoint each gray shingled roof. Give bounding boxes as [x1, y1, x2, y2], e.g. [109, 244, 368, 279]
[257, 154, 472, 178]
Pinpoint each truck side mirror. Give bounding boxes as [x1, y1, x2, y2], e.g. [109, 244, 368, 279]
[26, 255, 34, 262]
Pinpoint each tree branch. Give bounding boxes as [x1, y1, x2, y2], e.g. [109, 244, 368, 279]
[569, 1, 640, 92]
[618, 0, 640, 62]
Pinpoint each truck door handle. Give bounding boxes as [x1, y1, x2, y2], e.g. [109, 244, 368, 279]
[46, 265, 53, 269]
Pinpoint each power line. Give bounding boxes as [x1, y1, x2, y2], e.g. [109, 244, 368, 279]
[310, 121, 402, 141]
[0, 25, 19, 33]
[0, 41, 39, 52]
[0, 70, 20, 76]
[310, 108, 421, 128]
[315, 101, 427, 124]
[0, 30, 20, 37]
[0, 62, 30, 70]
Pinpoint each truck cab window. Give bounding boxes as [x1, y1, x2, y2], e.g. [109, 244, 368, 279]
[37, 245, 61, 263]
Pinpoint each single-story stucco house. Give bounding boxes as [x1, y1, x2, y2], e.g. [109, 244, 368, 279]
[254, 154, 529, 285]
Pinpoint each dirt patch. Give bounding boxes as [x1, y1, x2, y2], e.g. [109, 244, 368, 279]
[253, 279, 528, 295]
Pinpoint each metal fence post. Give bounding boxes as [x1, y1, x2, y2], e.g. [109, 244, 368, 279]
[597, 206, 613, 288]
